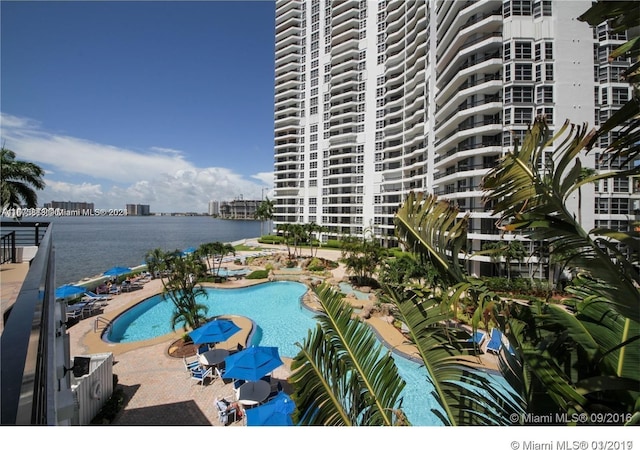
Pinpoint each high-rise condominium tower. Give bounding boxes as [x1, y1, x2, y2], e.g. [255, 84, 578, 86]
[272, 0, 637, 277]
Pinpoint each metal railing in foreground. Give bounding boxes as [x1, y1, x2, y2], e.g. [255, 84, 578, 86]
[0, 221, 50, 264]
[1, 223, 74, 424]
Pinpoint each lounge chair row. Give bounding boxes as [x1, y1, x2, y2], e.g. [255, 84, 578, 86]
[65, 298, 106, 320]
[485, 328, 515, 356]
[464, 328, 515, 357]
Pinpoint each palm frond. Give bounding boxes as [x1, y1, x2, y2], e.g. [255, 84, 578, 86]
[394, 191, 468, 285]
[382, 284, 525, 425]
[483, 117, 639, 322]
[290, 283, 407, 426]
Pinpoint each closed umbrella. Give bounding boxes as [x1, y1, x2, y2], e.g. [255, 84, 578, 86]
[245, 391, 295, 426]
[103, 266, 132, 277]
[55, 284, 87, 299]
[223, 346, 284, 382]
[188, 319, 241, 345]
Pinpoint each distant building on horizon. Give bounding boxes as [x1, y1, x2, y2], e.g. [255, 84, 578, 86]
[208, 200, 220, 216]
[126, 204, 151, 216]
[219, 198, 261, 220]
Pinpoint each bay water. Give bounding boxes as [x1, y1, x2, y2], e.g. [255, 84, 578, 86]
[43, 216, 265, 286]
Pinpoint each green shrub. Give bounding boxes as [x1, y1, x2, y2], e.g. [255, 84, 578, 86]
[246, 270, 269, 279]
[323, 239, 342, 249]
[512, 277, 531, 293]
[385, 248, 405, 258]
[258, 235, 284, 244]
[307, 258, 325, 272]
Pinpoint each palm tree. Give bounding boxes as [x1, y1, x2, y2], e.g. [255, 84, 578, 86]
[208, 241, 236, 278]
[480, 117, 639, 422]
[161, 253, 208, 331]
[255, 196, 275, 237]
[293, 114, 639, 426]
[196, 242, 217, 275]
[276, 223, 294, 259]
[339, 228, 385, 286]
[144, 248, 168, 279]
[484, 240, 527, 280]
[291, 223, 307, 258]
[1, 147, 45, 209]
[303, 222, 316, 257]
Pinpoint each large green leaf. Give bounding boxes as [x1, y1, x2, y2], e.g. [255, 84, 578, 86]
[382, 284, 525, 425]
[483, 117, 639, 322]
[290, 283, 407, 426]
[394, 191, 468, 285]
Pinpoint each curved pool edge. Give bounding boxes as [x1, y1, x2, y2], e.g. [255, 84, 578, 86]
[81, 277, 469, 375]
[77, 278, 272, 357]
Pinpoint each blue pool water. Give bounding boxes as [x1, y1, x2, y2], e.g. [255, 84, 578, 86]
[338, 282, 371, 300]
[105, 281, 444, 425]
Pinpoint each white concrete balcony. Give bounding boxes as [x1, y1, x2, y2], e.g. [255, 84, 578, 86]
[438, 35, 502, 84]
[275, 45, 303, 62]
[332, 5, 359, 30]
[437, 8, 502, 67]
[436, 88, 502, 135]
[436, 118, 503, 150]
[274, 77, 301, 91]
[275, 0, 300, 18]
[331, 0, 358, 18]
[275, 67, 300, 82]
[434, 139, 501, 163]
[331, 106, 358, 123]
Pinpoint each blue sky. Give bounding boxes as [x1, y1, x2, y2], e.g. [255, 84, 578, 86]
[1, 1, 276, 212]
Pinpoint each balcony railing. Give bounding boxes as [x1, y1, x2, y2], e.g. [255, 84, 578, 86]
[1, 222, 70, 424]
[1, 221, 49, 264]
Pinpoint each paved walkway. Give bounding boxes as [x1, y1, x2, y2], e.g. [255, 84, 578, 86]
[0, 262, 30, 333]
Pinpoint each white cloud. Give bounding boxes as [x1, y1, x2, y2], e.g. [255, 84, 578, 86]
[2, 113, 273, 212]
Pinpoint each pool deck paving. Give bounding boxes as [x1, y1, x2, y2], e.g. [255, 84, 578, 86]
[68, 245, 497, 426]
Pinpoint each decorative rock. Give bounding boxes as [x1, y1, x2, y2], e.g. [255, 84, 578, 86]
[360, 304, 374, 319]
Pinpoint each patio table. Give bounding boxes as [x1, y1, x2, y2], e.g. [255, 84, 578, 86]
[237, 380, 271, 407]
[199, 349, 229, 367]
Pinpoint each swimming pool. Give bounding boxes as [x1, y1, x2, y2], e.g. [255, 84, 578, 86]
[104, 281, 444, 425]
[338, 282, 371, 300]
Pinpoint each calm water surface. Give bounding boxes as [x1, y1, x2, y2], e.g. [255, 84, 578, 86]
[42, 216, 263, 286]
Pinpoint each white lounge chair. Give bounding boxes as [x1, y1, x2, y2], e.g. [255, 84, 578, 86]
[66, 306, 83, 320]
[84, 291, 113, 301]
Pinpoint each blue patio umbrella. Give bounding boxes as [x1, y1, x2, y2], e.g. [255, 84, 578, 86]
[245, 391, 295, 426]
[223, 346, 284, 382]
[188, 319, 241, 345]
[55, 284, 87, 299]
[181, 247, 197, 256]
[103, 266, 132, 277]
